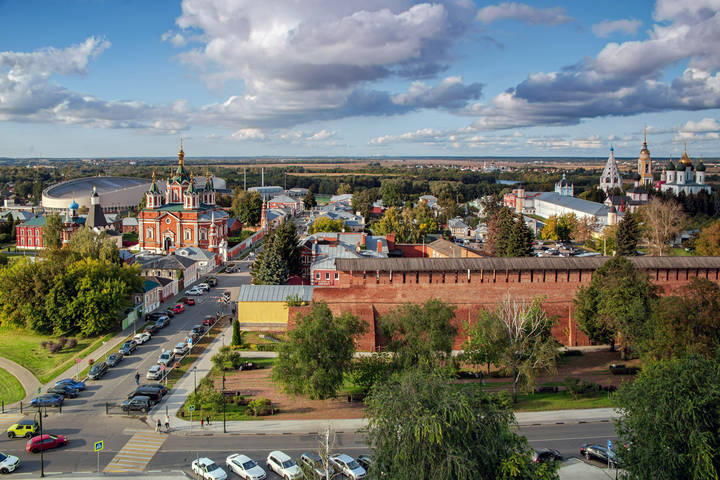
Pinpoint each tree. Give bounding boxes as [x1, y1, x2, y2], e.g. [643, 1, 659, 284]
[485, 207, 532, 257]
[571, 215, 598, 244]
[640, 278, 720, 361]
[413, 201, 439, 238]
[351, 188, 377, 219]
[462, 317, 502, 374]
[541, 214, 577, 242]
[380, 179, 404, 207]
[308, 216, 346, 234]
[373, 206, 412, 242]
[694, 218, 720, 255]
[574, 256, 657, 354]
[380, 299, 457, 371]
[479, 296, 558, 402]
[614, 355, 720, 480]
[231, 318, 242, 347]
[66, 227, 120, 263]
[271, 221, 302, 275]
[303, 190, 317, 210]
[252, 241, 289, 285]
[615, 211, 640, 256]
[365, 369, 559, 480]
[638, 197, 685, 256]
[43, 213, 64, 251]
[231, 189, 262, 226]
[273, 302, 366, 399]
[507, 217, 533, 257]
[336, 183, 352, 195]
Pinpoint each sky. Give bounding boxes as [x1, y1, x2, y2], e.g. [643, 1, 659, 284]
[2, 0, 720, 158]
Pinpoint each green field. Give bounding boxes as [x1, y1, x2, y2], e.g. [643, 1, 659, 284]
[0, 368, 25, 405]
[513, 390, 614, 412]
[0, 327, 115, 383]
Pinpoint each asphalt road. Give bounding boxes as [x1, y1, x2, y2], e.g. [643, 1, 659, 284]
[56, 265, 252, 415]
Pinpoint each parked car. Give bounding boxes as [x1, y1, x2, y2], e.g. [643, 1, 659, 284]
[133, 332, 151, 344]
[357, 455, 372, 472]
[106, 352, 124, 367]
[47, 384, 79, 398]
[183, 297, 196, 305]
[192, 457, 228, 480]
[300, 451, 332, 479]
[580, 444, 619, 467]
[197, 283, 210, 291]
[26, 434, 67, 453]
[207, 277, 218, 287]
[226, 453, 267, 480]
[88, 361, 109, 380]
[172, 304, 185, 314]
[154, 316, 170, 328]
[185, 287, 204, 296]
[192, 325, 206, 335]
[157, 349, 176, 366]
[138, 383, 168, 396]
[127, 386, 162, 403]
[203, 315, 216, 327]
[0, 452, 20, 473]
[330, 454, 366, 480]
[121, 396, 153, 413]
[173, 342, 190, 355]
[610, 364, 640, 375]
[163, 308, 175, 318]
[146, 312, 168, 321]
[146, 365, 163, 380]
[532, 448, 562, 464]
[266, 451, 302, 480]
[143, 324, 160, 335]
[30, 394, 64, 408]
[119, 341, 137, 355]
[55, 378, 86, 391]
[7, 420, 38, 439]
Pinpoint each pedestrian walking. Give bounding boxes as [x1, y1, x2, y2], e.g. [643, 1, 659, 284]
[155, 419, 161, 433]
[164, 414, 170, 433]
[200, 418, 204, 428]
[135, 371, 140, 385]
[205, 415, 210, 426]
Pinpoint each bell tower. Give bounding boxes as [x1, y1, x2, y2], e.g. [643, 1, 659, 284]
[638, 128, 653, 186]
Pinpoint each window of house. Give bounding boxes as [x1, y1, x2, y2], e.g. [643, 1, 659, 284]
[325, 273, 330, 280]
[200, 229, 207, 240]
[184, 228, 192, 240]
[334, 273, 339, 280]
[315, 273, 320, 279]
[147, 228, 153, 238]
[19, 237, 24, 245]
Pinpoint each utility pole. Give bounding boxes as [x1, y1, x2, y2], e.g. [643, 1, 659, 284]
[222, 371, 227, 433]
[38, 406, 44, 477]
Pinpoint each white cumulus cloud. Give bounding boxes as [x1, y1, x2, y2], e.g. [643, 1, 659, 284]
[476, 2, 573, 25]
[591, 19, 642, 37]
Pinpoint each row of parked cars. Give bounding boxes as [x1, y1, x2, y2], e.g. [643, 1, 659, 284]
[120, 383, 169, 413]
[29, 378, 87, 408]
[192, 450, 373, 480]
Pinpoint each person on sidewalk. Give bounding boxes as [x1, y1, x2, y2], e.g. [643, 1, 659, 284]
[200, 418, 204, 428]
[164, 414, 170, 433]
[135, 372, 140, 385]
[155, 419, 161, 433]
[205, 415, 210, 426]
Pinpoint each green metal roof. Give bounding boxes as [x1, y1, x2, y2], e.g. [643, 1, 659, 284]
[23, 216, 47, 226]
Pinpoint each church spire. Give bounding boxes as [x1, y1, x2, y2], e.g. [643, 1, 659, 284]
[178, 137, 185, 166]
[600, 146, 623, 193]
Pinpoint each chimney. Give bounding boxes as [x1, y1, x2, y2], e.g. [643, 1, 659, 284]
[377, 240, 382, 253]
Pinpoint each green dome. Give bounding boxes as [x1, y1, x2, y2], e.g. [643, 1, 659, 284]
[676, 162, 687, 172]
[696, 161, 706, 172]
[667, 161, 675, 170]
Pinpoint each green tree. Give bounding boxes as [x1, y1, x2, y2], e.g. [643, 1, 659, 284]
[479, 296, 558, 402]
[485, 207, 530, 257]
[380, 179, 404, 207]
[351, 189, 377, 219]
[336, 183, 352, 195]
[373, 206, 412, 242]
[273, 302, 366, 399]
[694, 218, 720, 255]
[308, 216, 346, 234]
[413, 201, 439, 237]
[272, 221, 301, 275]
[365, 369, 559, 480]
[231, 189, 262, 226]
[462, 317, 503, 374]
[252, 241, 289, 285]
[614, 354, 720, 480]
[231, 318, 242, 347]
[507, 216, 533, 257]
[66, 227, 120, 263]
[574, 256, 657, 354]
[303, 190, 317, 210]
[380, 299, 457, 371]
[43, 213, 64, 251]
[615, 211, 640, 256]
[540, 214, 576, 242]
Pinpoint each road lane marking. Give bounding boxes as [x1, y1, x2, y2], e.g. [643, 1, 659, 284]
[103, 432, 167, 472]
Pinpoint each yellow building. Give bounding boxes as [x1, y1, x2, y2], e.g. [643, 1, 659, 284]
[237, 285, 314, 330]
[638, 129, 653, 186]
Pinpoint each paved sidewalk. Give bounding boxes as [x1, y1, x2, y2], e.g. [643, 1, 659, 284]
[0, 356, 40, 406]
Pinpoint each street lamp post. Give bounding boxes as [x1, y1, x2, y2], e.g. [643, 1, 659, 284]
[222, 371, 227, 433]
[37, 406, 44, 477]
[193, 366, 197, 397]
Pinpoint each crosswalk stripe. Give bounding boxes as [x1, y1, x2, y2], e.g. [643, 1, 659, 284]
[103, 432, 167, 473]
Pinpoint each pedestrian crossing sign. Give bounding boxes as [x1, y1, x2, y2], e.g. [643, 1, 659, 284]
[94, 441, 104, 452]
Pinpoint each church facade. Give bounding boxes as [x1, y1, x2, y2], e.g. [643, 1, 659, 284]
[659, 147, 710, 196]
[137, 143, 228, 254]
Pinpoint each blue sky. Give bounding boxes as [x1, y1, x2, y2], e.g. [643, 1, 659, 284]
[2, 0, 720, 158]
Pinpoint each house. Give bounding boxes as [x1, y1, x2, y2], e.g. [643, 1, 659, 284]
[142, 275, 176, 303]
[175, 246, 218, 275]
[448, 217, 473, 239]
[418, 195, 438, 209]
[227, 218, 243, 234]
[16, 209, 84, 250]
[141, 278, 162, 314]
[267, 195, 303, 215]
[286, 187, 309, 198]
[122, 217, 138, 233]
[426, 238, 482, 258]
[134, 254, 198, 289]
[300, 232, 391, 283]
[237, 285, 314, 330]
[248, 186, 284, 200]
[329, 193, 353, 204]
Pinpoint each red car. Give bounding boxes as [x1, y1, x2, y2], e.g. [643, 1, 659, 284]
[26, 434, 68, 453]
[183, 297, 195, 305]
[172, 304, 185, 314]
[202, 315, 216, 326]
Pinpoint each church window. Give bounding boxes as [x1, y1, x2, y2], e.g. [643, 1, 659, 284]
[147, 227, 154, 239]
[19, 237, 24, 246]
[165, 218, 171, 224]
[200, 229, 207, 241]
[184, 228, 192, 240]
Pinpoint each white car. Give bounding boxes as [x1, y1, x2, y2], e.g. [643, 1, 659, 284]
[133, 332, 151, 344]
[330, 454, 366, 480]
[197, 283, 210, 291]
[0, 452, 20, 474]
[185, 287, 204, 296]
[146, 365, 163, 380]
[192, 457, 227, 480]
[266, 451, 303, 479]
[157, 349, 176, 366]
[173, 342, 189, 355]
[226, 453, 267, 480]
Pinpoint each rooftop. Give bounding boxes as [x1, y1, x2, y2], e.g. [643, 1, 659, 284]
[536, 192, 611, 217]
[237, 285, 314, 302]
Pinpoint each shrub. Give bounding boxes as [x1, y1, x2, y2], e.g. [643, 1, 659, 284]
[48, 342, 62, 354]
[45, 341, 55, 351]
[247, 397, 273, 416]
[88, 358, 94, 366]
[41, 341, 48, 349]
[67, 338, 78, 349]
[255, 344, 276, 352]
[57, 337, 68, 349]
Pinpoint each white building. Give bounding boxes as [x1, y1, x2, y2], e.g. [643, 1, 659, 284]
[599, 147, 623, 193]
[659, 148, 710, 196]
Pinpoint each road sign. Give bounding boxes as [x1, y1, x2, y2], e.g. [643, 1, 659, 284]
[189, 405, 195, 412]
[160, 364, 166, 371]
[94, 441, 104, 452]
[37, 387, 41, 394]
[76, 358, 81, 364]
[607, 440, 612, 450]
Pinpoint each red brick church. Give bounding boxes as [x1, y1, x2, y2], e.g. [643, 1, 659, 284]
[137, 142, 228, 254]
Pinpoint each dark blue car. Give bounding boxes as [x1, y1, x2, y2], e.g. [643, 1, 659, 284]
[30, 394, 64, 408]
[55, 378, 86, 391]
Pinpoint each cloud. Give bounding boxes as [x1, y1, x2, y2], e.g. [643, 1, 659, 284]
[591, 19, 642, 37]
[230, 128, 266, 141]
[681, 117, 720, 132]
[308, 129, 336, 141]
[476, 2, 573, 25]
[390, 76, 483, 109]
[468, 0, 720, 130]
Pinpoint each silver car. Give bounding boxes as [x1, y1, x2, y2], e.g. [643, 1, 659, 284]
[330, 454, 366, 480]
[173, 342, 189, 355]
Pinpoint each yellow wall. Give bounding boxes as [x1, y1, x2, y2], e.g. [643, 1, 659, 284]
[237, 301, 289, 325]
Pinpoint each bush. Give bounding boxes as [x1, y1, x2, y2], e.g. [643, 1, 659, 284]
[88, 358, 94, 366]
[247, 397, 273, 416]
[57, 337, 68, 349]
[255, 344, 276, 352]
[563, 377, 601, 399]
[67, 338, 78, 349]
[48, 342, 62, 354]
[41, 341, 48, 349]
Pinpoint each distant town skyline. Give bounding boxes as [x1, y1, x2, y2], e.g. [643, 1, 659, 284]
[2, 0, 720, 158]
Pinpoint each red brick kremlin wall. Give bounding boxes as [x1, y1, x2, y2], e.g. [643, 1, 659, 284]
[288, 257, 720, 352]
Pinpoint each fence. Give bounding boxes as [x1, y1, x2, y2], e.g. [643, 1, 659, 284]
[121, 305, 143, 330]
[226, 230, 265, 260]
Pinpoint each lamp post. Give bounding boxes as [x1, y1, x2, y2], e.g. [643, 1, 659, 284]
[222, 371, 227, 433]
[193, 366, 197, 397]
[37, 406, 44, 477]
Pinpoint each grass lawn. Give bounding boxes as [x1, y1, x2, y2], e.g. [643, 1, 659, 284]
[238, 331, 286, 350]
[0, 368, 25, 404]
[512, 390, 614, 412]
[0, 327, 116, 383]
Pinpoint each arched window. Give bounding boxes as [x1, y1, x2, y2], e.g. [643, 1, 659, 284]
[184, 228, 192, 240]
[147, 227, 154, 239]
[200, 229, 207, 241]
